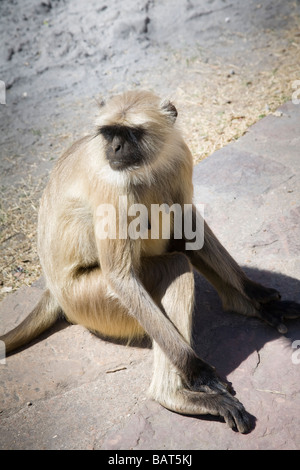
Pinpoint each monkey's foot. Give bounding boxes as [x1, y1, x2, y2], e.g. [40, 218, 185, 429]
[159, 382, 252, 434]
[230, 279, 300, 333]
[157, 364, 252, 433]
[257, 300, 300, 334]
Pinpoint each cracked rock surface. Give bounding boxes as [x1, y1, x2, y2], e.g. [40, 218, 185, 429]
[0, 101, 299, 450]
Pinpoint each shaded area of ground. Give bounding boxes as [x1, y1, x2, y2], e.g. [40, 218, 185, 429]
[0, 100, 299, 450]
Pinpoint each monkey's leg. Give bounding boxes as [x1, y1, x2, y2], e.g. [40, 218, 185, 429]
[188, 215, 279, 309]
[181, 206, 300, 332]
[57, 268, 145, 341]
[143, 253, 251, 433]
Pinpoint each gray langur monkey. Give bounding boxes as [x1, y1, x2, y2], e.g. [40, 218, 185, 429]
[1, 90, 300, 433]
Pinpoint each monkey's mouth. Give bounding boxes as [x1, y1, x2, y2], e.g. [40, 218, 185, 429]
[108, 158, 141, 171]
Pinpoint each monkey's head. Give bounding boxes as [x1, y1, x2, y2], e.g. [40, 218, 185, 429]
[96, 91, 178, 172]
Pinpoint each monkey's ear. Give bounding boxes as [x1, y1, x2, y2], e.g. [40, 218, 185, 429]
[95, 96, 106, 108]
[160, 100, 178, 123]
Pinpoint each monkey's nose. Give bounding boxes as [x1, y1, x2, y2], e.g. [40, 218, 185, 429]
[112, 137, 122, 153]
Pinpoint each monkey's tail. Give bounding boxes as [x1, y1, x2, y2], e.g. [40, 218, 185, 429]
[0, 289, 62, 354]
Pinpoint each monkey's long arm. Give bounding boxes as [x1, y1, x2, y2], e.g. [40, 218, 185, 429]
[97, 236, 213, 386]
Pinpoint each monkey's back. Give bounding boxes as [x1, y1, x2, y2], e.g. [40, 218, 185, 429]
[37, 136, 100, 294]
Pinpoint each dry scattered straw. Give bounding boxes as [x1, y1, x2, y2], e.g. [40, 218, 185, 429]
[176, 29, 300, 161]
[1, 24, 300, 300]
[0, 176, 45, 301]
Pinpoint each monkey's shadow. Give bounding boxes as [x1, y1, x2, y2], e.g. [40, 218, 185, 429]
[10, 267, 299, 432]
[192, 266, 300, 378]
[41, 266, 300, 371]
[185, 267, 300, 430]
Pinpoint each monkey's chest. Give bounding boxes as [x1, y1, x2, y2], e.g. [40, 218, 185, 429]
[130, 188, 180, 256]
[140, 205, 175, 256]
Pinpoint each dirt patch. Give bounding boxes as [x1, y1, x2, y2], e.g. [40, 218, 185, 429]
[0, 0, 300, 300]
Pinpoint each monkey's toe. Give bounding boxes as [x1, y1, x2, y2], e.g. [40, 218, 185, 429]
[258, 300, 300, 333]
[244, 279, 281, 304]
[218, 394, 252, 434]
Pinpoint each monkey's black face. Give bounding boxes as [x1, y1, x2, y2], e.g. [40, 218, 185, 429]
[99, 125, 147, 171]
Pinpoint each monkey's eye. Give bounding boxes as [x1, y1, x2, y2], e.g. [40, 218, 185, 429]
[98, 125, 144, 144]
[98, 126, 115, 142]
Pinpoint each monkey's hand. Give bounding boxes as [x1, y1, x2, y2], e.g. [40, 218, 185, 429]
[256, 299, 300, 334]
[184, 362, 252, 433]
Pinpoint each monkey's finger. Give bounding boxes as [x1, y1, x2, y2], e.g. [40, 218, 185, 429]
[201, 375, 232, 395]
[259, 308, 287, 334]
[259, 300, 300, 333]
[277, 323, 288, 334]
[258, 288, 281, 304]
[229, 406, 252, 434]
[223, 410, 236, 431]
[221, 396, 251, 433]
[245, 280, 281, 304]
[215, 379, 234, 395]
[278, 301, 300, 319]
[214, 373, 235, 394]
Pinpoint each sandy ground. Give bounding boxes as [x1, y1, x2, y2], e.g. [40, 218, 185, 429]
[0, 0, 300, 297]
